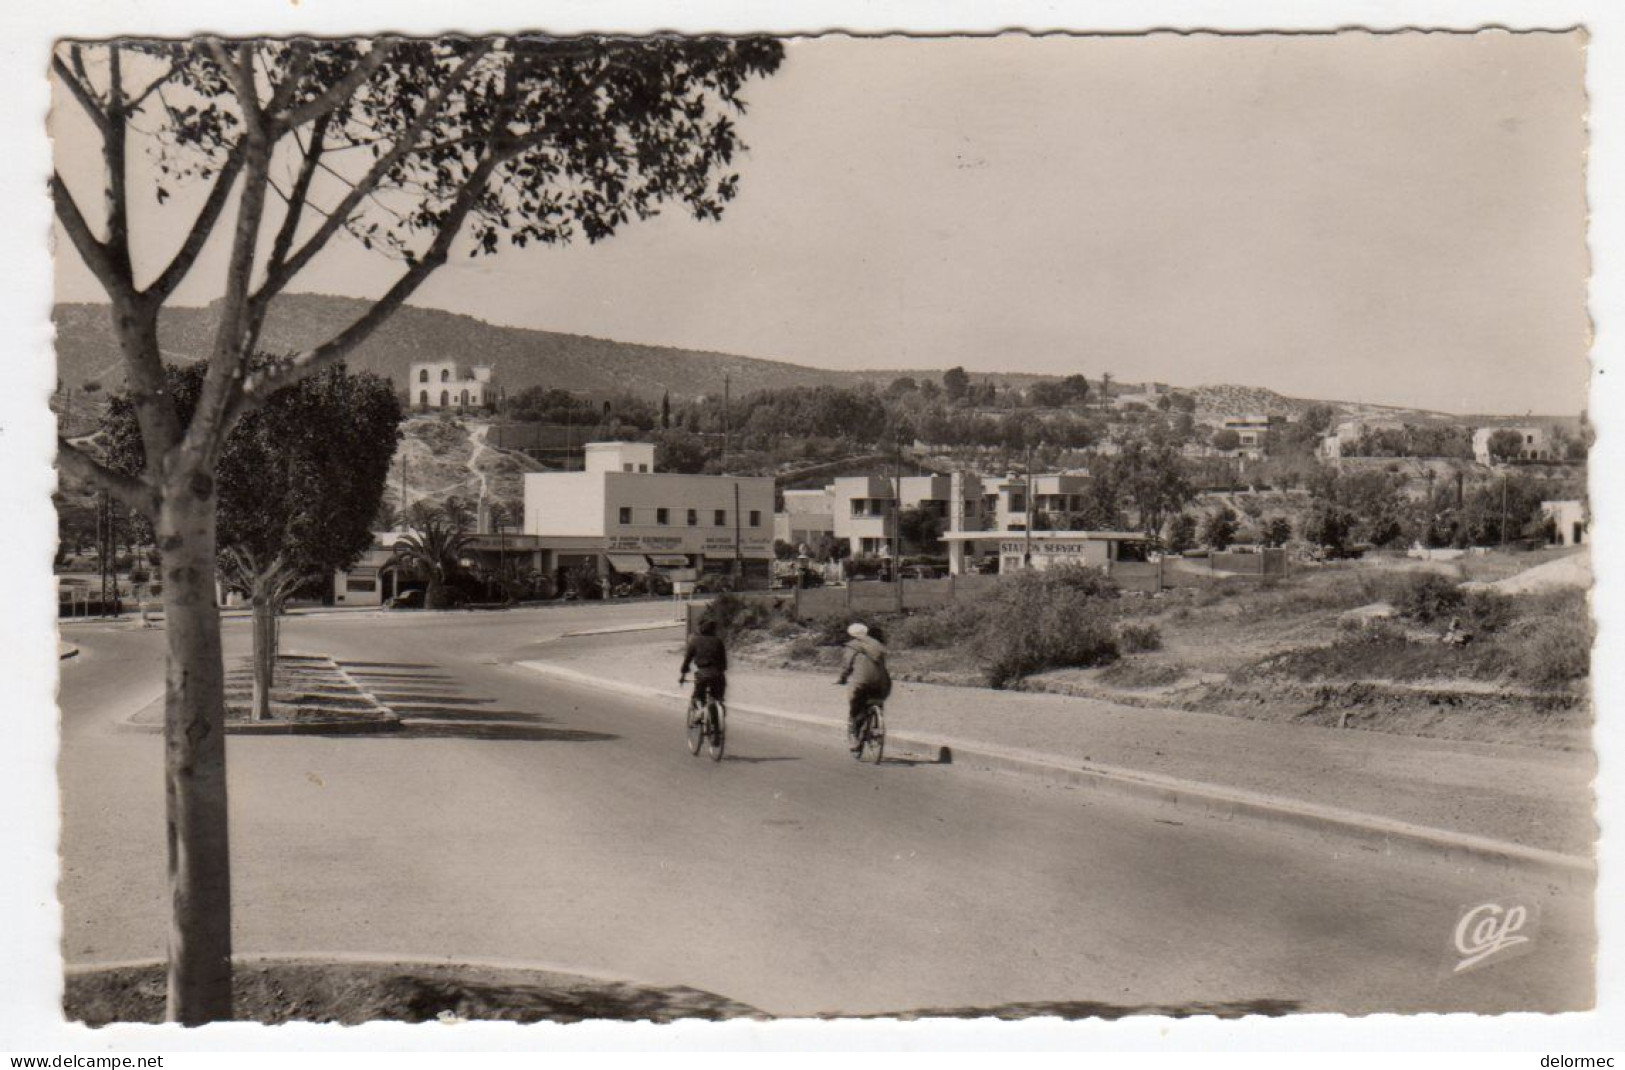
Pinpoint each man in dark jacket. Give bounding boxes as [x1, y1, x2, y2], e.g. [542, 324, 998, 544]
[837, 622, 891, 751]
[680, 617, 728, 708]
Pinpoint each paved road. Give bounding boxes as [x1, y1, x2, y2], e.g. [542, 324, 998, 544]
[57, 607, 1594, 1018]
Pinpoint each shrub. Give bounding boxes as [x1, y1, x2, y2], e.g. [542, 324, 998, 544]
[1393, 572, 1464, 624]
[809, 611, 860, 646]
[703, 592, 779, 636]
[786, 637, 821, 662]
[1461, 589, 1515, 635]
[974, 569, 1120, 688]
[893, 601, 982, 649]
[1117, 622, 1163, 653]
[1509, 614, 1592, 688]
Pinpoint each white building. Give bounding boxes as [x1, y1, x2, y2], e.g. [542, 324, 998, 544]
[939, 529, 1148, 576]
[775, 488, 838, 550]
[410, 361, 496, 411]
[1220, 414, 1283, 460]
[1473, 426, 1552, 465]
[524, 442, 775, 584]
[777, 467, 1102, 571]
[1541, 500, 1588, 547]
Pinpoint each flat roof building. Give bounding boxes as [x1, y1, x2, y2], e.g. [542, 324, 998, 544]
[524, 442, 775, 584]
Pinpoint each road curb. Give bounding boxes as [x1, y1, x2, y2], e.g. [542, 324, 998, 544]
[516, 660, 1594, 883]
[118, 709, 403, 736]
[119, 654, 403, 736]
[561, 620, 686, 638]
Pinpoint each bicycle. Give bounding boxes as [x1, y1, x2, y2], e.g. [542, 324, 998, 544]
[851, 700, 885, 764]
[681, 677, 726, 762]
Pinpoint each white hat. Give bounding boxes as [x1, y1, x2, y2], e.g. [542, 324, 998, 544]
[847, 623, 869, 638]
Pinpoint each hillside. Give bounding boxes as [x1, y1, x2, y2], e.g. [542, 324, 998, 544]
[52, 296, 854, 402]
[52, 297, 1494, 425]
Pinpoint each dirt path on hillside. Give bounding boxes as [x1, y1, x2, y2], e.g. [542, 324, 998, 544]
[465, 421, 492, 504]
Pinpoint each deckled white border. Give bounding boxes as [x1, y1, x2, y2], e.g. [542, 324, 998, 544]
[1, 0, 1618, 1056]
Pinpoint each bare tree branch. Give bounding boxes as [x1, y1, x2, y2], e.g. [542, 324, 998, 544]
[239, 144, 506, 408]
[251, 41, 494, 308]
[126, 58, 183, 111]
[184, 39, 278, 463]
[51, 53, 110, 135]
[51, 172, 129, 297]
[243, 113, 329, 353]
[276, 40, 397, 132]
[264, 115, 328, 279]
[57, 437, 157, 515]
[143, 143, 246, 303]
[203, 38, 266, 139]
[100, 45, 137, 285]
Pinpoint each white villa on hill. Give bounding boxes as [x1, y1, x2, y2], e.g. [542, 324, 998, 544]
[410, 361, 496, 411]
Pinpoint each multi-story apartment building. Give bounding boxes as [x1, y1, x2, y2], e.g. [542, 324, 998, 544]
[524, 442, 775, 584]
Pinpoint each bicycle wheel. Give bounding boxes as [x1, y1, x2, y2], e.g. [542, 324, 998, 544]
[859, 705, 885, 764]
[706, 701, 726, 762]
[685, 699, 704, 756]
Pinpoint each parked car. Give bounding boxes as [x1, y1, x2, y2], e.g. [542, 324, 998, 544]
[386, 589, 426, 609]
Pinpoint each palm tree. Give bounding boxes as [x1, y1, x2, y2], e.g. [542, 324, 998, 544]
[393, 500, 476, 609]
[489, 500, 525, 602]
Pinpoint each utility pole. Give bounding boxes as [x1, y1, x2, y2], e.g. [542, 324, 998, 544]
[1023, 442, 1034, 570]
[893, 437, 904, 612]
[733, 480, 743, 587]
[399, 452, 407, 522]
[723, 373, 731, 472]
[1499, 470, 1509, 549]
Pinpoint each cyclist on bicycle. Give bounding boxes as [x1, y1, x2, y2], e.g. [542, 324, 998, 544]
[679, 617, 728, 709]
[837, 622, 891, 753]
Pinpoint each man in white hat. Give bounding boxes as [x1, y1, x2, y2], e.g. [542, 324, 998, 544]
[837, 621, 892, 753]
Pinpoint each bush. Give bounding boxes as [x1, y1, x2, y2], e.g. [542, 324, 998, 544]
[974, 568, 1120, 688]
[1117, 622, 1163, 653]
[893, 601, 982, 649]
[703, 592, 781, 637]
[1461, 589, 1515, 635]
[1393, 572, 1464, 624]
[1509, 614, 1592, 688]
[808, 611, 860, 646]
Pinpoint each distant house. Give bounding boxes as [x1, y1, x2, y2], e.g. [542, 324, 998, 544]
[1472, 426, 1551, 465]
[1541, 500, 1588, 547]
[1319, 418, 1407, 461]
[1220, 414, 1284, 459]
[410, 361, 496, 411]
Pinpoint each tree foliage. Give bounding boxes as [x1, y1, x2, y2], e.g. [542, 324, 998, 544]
[1487, 428, 1528, 463]
[1200, 505, 1238, 550]
[102, 361, 402, 587]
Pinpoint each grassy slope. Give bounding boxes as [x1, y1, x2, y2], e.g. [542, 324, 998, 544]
[731, 549, 1592, 750]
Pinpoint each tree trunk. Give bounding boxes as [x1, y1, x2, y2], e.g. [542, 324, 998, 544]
[157, 483, 234, 1024]
[250, 584, 276, 722]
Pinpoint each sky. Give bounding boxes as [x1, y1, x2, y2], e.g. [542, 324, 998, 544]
[51, 31, 1591, 415]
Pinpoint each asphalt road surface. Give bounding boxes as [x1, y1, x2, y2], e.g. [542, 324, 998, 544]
[57, 605, 1594, 1018]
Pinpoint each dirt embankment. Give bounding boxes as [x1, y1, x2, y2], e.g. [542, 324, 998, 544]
[728, 550, 1592, 750]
